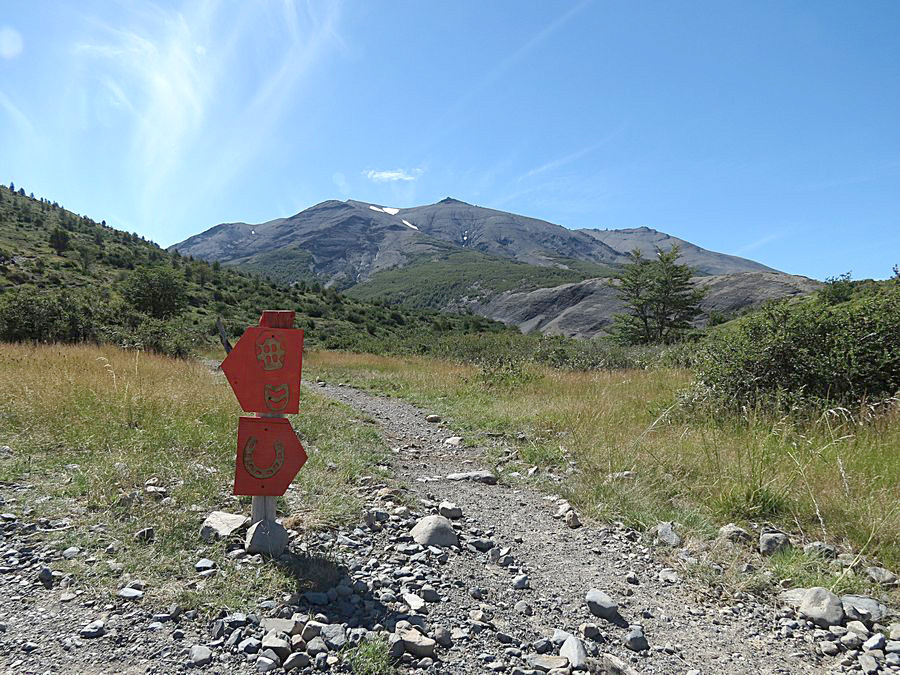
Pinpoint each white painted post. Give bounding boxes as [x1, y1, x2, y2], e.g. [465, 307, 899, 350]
[250, 495, 276, 524]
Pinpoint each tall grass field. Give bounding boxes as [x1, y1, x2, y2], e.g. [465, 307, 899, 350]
[0, 343, 388, 609]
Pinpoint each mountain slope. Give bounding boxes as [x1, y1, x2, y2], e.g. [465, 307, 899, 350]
[475, 272, 821, 339]
[171, 198, 636, 290]
[172, 197, 782, 287]
[579, 226, 775, 275]
[171, 196, 814, 338]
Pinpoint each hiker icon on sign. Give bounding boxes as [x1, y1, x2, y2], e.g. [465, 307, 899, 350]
[255, 334, 285, 370]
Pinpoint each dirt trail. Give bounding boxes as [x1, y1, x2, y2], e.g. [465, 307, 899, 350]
[312, 381, 825, 674]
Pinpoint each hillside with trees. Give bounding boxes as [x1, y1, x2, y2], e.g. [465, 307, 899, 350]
[0, 184, 508, 356]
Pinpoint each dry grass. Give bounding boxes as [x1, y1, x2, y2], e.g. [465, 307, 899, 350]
[0, 343, 388, 610]
[307, 350, 900, 596]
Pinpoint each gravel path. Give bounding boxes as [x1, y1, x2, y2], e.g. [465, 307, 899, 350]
[1, 380, 895, 674]
[310, 382, 825, 674]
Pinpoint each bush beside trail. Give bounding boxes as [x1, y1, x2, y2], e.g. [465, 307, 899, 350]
[694, 284, 900, 412]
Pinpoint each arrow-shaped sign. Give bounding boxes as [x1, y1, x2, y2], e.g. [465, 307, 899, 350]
[233, 416, 308, 495]
[221, 314, 304, 414]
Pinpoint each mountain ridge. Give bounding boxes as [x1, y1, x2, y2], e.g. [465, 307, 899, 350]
[171, 197, 815, 338]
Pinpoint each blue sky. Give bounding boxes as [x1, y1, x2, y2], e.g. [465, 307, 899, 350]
[1, 1, 898, 280]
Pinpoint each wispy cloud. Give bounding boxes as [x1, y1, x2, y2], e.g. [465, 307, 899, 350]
[70, 1, 342, 227]
[363, 168, 424, 183]
[520, 129, 624, 181]
[523, 146, 598, 179]
[332, 171, 350, 196]
[732, 231, 786, 256]
[413, 0, 592, 156]
[0, 26, 23, 59]
[0, 91, 33, 134]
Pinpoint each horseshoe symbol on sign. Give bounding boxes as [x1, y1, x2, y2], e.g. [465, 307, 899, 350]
[242, 436, 285, 480]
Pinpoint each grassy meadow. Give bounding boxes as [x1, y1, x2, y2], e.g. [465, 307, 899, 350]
[306, 350, 900, 599]
[0, 342, 388, 610]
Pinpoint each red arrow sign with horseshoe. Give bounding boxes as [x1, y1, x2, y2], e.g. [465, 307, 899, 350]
[233, 416, 307, 495]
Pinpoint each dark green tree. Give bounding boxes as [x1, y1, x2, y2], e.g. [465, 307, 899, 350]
[49, 227, 70, 254]
[121, 265, 187, 319]
[77, 245, 97, 273]
[819, 272, 854, 305]
[611, 246, 705, 344]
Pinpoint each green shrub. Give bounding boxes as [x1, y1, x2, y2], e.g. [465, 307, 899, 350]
[121, 265, 187, 319]
[694, 286, 900, 410]
[0, 286, 101, 343]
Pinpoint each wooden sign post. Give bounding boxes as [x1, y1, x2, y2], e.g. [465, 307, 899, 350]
[221, 310, 307, 555]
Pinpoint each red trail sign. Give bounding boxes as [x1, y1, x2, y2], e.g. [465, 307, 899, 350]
[220, 315, 304, 414]
[233, 416, 307, 496]
[221, 311, 307, 497]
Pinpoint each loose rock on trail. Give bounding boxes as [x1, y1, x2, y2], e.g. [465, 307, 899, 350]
[0, 380, 896, 674]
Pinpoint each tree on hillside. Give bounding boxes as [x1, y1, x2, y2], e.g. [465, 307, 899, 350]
[611, 246, 705, 344]
[77, 245, 97, 274]
[49, 227, 70, 254]
[121, 266, 187, 319]
[819, 272, 854, 305]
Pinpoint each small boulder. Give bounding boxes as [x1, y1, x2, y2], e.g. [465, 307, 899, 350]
[446, 470, 497, 485]
[282, 652, 310, 671]
[200, 511, 247, 542]
[842, 595, 889, 624]
[862, 633, 885, 651]
[865, 566, 898, 586]
[601, 654, 641, 675]
[652, 522, 681, 547]
[438, 501, 462, 519]
[624, 625, 649, 652]
[425, 414, 441, 423]
[565, 510, 582, 529]
[580, 623, 601, 640]
[260, 618, 302, 636]
[238, 637, 261, 654]
[403, 593, 426, 612]
[261, 633, 291, 660]
[858, 654, 879, 675]
[658, 568, 679, 584]
[245, 520, 288, 557]
[585, 588, 618, 620]
[256, 655, 279, 673]
[526, 654, 569, 672]
[443, 436, 463, 447]
[117, 587, 144, 600]
[397, 627, 435, 658]
[195, 558, 216, 572]
[79, 620, 106, 638]
[803, 541, 837, 558]
[305, 636, 328, 655]
[410, 515, 458, 548]
[189, 645, 213, 666]
[560, 635, 588, 670]
[718, 523, 751, 543]
[759, 531, 790, 555]
[799, 587, 845, 628]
